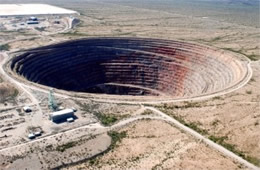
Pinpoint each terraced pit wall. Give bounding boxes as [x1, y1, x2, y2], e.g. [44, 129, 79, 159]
[10, 38, 249, 100]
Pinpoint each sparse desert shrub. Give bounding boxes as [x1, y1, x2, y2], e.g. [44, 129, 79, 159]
[56, 141, 77, 152]
[0, 83, 18, 103]
[211, 119, 219, 126]
[0, 44, 10, 51]
[159, 101, 201, 110]
[157, 106, 209, 135]
[222, 48, 259, 61]
[75, 101, 100, 113]
[246, 156, 260, 167]
[141, 109, 153, 115]
[108, 131, 127, 150]
[86, 131, 127, 167]
[208, 135, 260, 166]
[183, 101, 201, 108]
[185, 122, 208, 135]
[246, 90, 252, 94]
[213, 96, 222, 100]
[94, 111, 118, 126]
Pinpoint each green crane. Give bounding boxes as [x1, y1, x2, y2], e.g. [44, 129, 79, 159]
[48, 88, 57, 111]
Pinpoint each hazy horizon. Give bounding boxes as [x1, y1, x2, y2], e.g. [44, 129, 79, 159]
[0, 0, 259, 27]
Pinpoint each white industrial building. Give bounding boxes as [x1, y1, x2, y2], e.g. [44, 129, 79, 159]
[0, 4, 78, 17]
[26, 20, 39, 24]
[49, 108, 75, 122]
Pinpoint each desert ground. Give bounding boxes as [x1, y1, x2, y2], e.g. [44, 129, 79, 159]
[66, 119, 248, 170]
[0, 0, 259, 169]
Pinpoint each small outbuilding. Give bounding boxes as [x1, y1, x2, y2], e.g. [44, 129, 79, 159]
[35, 131, 42, 136]
[29, 16, 38, 21]
[71, 107, 77, 112]
[23, 106, 32, 112]
[28, 133, 35, 139]
[54, 21, 60, 24]
[57, 106, 64, 111]
[67, 117, 74, 123]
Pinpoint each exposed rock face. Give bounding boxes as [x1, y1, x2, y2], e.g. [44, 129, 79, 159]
[10, 37, 248, 98]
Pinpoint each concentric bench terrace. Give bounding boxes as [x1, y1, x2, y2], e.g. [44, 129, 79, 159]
[10, 37, 248, 99]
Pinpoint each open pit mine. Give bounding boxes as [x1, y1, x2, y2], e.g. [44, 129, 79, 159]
[9, 37, 250, 102]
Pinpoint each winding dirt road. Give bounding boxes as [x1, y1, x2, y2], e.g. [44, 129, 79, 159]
[0, 106, 258, 169]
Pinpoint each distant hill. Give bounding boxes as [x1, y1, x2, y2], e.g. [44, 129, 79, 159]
[204, 0, 260, 6]
[227, 0, 259, 6]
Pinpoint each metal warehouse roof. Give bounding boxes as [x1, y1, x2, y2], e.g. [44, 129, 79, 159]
[50, 108, 74, 117]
